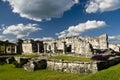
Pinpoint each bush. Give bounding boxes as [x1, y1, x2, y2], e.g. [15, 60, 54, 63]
[13, 61, 23, 68]
[91, 55, 108, 60]
[6, 57, 15, 64]
[0, 57, 7, 65]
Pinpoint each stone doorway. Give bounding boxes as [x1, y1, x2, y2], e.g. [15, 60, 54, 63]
[66, 45, 71, 52]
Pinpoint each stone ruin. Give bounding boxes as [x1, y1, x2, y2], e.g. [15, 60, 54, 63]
[0, 34, 120, 74]
[16, 34, 120, 57]
[23, 57, 47, 71]
[1, 56, 120, 74]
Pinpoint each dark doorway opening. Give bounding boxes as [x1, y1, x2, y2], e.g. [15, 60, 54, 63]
[66, 45, 71, 52]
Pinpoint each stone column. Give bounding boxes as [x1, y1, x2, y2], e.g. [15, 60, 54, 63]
[44, 43, 47, 53]
[10, 45, 12, 54]
[14, 45, 17, 53]
[37, 43, 39, 53]
[62, 41, 66, 54]
[53, 42, 57, 53]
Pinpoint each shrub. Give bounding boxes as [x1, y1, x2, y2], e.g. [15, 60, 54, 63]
[6, 57, 15, 64]
[91, 55, 108, 60]
[0, 57, 7, 65]
[13, 61, 23, 68]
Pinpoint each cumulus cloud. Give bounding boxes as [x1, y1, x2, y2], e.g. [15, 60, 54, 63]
[0, 35, 14, 42]
[34, 37, 54, 41]
[108, 35, 120, 43]
[85, 0, 120, 13]
[0, 35, 6, 40]
[56, 20, 106, 38]
[3, 0, 79, 21]
[3, 23, 41, 38]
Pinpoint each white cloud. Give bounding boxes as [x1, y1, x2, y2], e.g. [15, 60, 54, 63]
[3, 23, 41, 38]
[34, 37, 54, 41]
[0, 35, 5, 40]
[109, 35, 120, 43]
[28, 37, 54, 41]
[85, 0, 120, 13]
[57, 20, 106, 38]
[0, 35, 14, 42]
[109, 35, 120, 40]
[3, 0, 79, 21]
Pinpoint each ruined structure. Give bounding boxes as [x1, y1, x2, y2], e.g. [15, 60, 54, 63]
[0, 41, 16, 54]
[109, 44, 120, 52]
[22, 40, 44, 54]
[43, 34, 108, 57]
[17, 34, 111, 57]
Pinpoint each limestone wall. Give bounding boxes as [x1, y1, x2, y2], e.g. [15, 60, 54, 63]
[74, 38, 93, 57]
[109, 44, 120, 52]
[47, 59, 98, 74]
[22, 43, 33, 54]
[80, 34, 108, 49]
[20, 34, 108, 56]
[47, 57, 120, 74]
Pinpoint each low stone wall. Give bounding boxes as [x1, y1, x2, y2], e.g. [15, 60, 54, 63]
[47, 59, 98, 74]
[47, 56, 120, 74]
[1, 56, 120, 74]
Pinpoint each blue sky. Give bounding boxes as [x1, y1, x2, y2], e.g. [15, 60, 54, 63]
[0, 0, 120, 43]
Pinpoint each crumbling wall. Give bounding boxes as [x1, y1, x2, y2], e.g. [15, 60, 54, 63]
[47, 59, 98, 74]
[22, 40, 33, 54]
[21, 34, 109, 56]
[109, 44, 120, 52]
[74, 38, 93, 57]
[47, 57, 120, 74]
[80, 34, 108, 49]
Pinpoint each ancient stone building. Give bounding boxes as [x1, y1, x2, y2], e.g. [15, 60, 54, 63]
[0, 40, 16, 54]
[21, 40, 44, 54]
[43, 34, 108, 57]
[79, 34, 108, 49]
[16, 39, 23, 54]
[18, 34, 109, 57]
[109, 44, 120, 52]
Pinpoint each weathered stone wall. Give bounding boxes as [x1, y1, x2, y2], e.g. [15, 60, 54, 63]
[22, 40, 44, 54]
[39, 34, 108, 57]
[47, 57, 120, 74]
[22, 44, 33, 54]
[74, 38, 93, 57]
[20, 34, 108, 57]
[80, 34, 108, 49]
[109, 44, 120, 52]
[22, 40, 33, 54]
[47, 59, 98, 74]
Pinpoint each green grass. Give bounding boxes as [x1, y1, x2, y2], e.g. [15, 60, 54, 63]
[0, 54, 40, 58]
[0, 64, 85, 80]
[81, 63, 120, 80]
[17, 54, 40, 58]
[0, 63, 120, 80]
[49, 56, 92, 62]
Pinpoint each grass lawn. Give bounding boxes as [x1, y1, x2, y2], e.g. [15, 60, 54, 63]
[49, 56, 92, 62]
[0, 64, 85, 80]
[17, 54, 40, 58]
[0, 54, 40, 58]
[81, 63, 120, 80]
[0, 63, 120, 80]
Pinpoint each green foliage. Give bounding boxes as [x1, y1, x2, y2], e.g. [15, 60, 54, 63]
[49, 56, 92, 62]
[13, 61, 23, 68]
